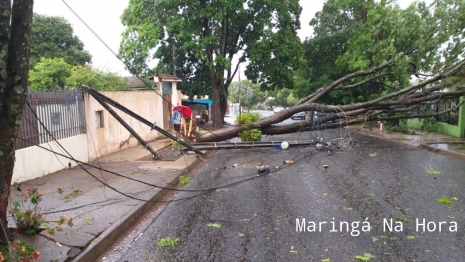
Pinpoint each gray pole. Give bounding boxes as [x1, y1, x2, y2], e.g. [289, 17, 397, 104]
[93, 96, 160, 159]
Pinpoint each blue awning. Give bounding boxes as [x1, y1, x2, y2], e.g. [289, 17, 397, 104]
[182, 99, 213, 105]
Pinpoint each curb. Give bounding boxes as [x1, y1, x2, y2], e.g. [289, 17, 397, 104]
[74, 150, 214, 262]
[420, 142, 465, 161]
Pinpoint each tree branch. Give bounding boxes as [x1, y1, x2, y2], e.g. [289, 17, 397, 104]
[297, 59, 395, 105]
[334, 73, 392, 90]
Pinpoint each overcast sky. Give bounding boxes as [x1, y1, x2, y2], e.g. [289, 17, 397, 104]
[33, 0, 420, 78]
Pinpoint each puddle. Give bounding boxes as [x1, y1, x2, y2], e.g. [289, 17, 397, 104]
[428, 143, 451, 150]
[424, 142, 465, 161]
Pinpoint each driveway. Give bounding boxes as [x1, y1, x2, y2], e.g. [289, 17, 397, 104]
[118, 129, 465, 261]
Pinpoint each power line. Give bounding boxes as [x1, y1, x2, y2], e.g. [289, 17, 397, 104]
[20, 101, 314, 203]
[61, 0, 233, 144]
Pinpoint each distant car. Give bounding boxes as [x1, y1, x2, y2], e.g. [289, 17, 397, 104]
[291, 111, 306, 120]
[273, 107, 284, 113]
[313, 111, 338, 123]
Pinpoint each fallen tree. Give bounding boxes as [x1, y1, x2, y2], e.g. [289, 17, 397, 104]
[199, 0, 465, 142]
[199, 58, 465, 142]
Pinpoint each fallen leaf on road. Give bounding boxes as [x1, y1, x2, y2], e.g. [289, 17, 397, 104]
[426, 168, 442, 175]
[207, 222, 222, 228]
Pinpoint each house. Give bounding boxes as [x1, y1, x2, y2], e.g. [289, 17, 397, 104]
[126, 76, 150, 90]
[148, 74, 183, 129]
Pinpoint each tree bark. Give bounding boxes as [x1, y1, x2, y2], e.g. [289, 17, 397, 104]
[211, 76, 223, 127]
[0, 0, 33, 245]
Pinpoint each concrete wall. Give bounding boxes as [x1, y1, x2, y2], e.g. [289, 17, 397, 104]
[407, 119, 464, 137]
[13, 134, 88, 183]
[172, 83, 181, 106]
[84, 91, 164, 161]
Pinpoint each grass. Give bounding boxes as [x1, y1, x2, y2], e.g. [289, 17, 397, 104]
[178, 175, 191, 185]
[453, 144, 465, 151]
[156, 237, 179, 248]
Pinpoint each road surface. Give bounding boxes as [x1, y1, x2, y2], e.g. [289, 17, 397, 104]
[117, 129, 465, 261]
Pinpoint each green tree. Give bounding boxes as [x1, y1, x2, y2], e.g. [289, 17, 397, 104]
[120, 0, 302, 127]
[200, 0, 465, 142]
[0, 0, 33, 245]
[228, 80, 266, 111]
[28, 57, 72, 91]
[30, 14, 92, 68]
[272, 89, 294, 108]
[66, 66, 129, 91]
[296, 0, 369, 104]
[148, 39, 213, 100]
[296, 0, 465, 105]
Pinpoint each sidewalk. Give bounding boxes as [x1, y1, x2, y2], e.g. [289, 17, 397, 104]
[7, 138, 207, 262]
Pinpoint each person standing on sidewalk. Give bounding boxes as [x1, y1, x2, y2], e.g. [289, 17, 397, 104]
[171, 109, 182, 137]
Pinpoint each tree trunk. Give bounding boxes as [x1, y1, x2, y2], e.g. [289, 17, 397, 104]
[198, 73, 465, 142]
[220, 84, 228, 121]
[211, 76, 223, 127]
[0, 0, 33, 245]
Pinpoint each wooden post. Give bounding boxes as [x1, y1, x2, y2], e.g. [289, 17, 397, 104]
[182, 117, 187, 135]
[188, 113, 194, 137]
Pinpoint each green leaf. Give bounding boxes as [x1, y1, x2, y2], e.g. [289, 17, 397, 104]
[207, 222, 222, 228]
[30, 14, 92, 68]
[436, 195, 452, 205]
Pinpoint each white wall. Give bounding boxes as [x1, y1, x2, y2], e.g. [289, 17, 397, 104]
[84, 91, 164, 161]
[13, 134, 88, 183]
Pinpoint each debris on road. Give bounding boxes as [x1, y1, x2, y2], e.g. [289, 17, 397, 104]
[257, 166, 270, 173]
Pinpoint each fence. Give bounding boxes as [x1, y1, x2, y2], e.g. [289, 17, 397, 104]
[436, 97, 460, 125]
[16, 90, 86, 149]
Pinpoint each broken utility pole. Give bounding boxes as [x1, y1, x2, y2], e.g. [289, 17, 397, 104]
[80, 86, 204, 156]
[92, 95, 160, 159]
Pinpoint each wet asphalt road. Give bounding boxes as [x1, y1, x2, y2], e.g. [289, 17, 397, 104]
[118, 129, 465, 262]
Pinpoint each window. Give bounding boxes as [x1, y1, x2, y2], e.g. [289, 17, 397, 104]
[162, 82, 172, 95]
[95, 111, 104, 128]
[51, 112, 61, 125]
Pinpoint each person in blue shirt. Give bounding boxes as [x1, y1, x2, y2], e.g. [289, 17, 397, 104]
[171, 109, 182, 136]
